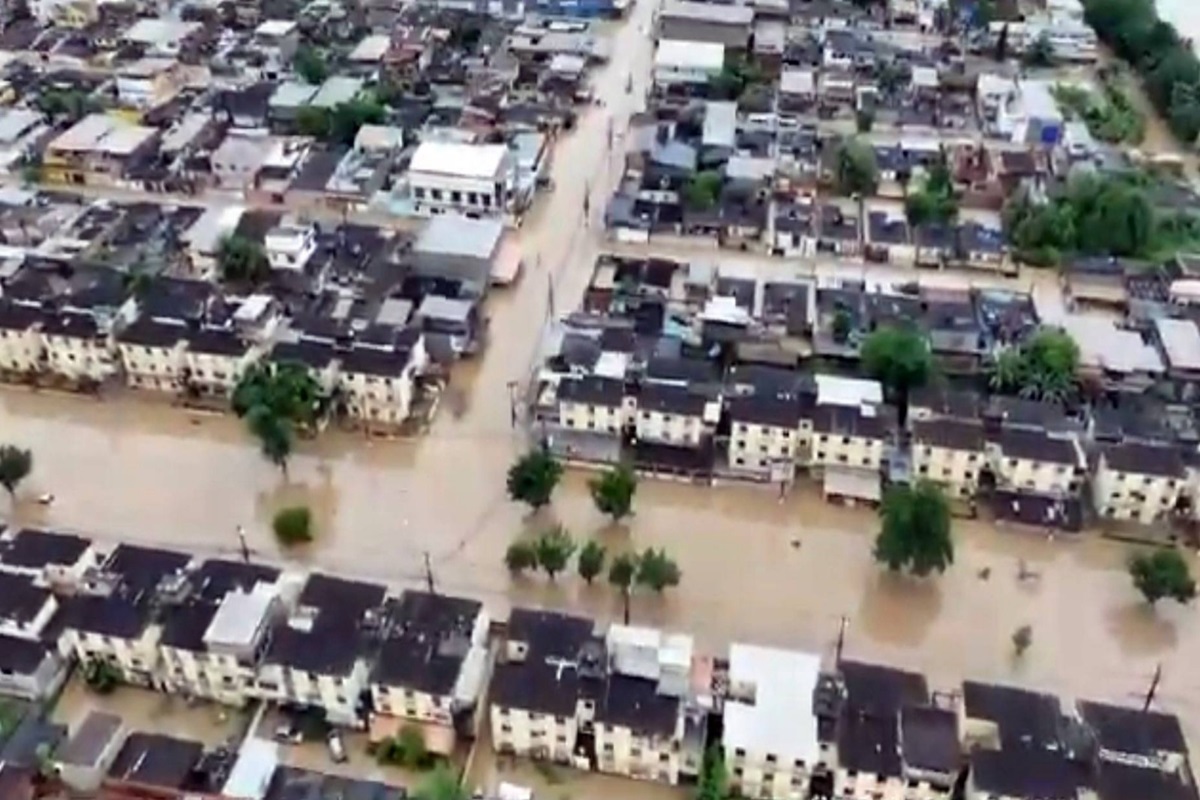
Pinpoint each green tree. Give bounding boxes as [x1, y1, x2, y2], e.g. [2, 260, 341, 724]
[608, 552, 638, 623]
[293, 45, 329, 85]
[1022, 32, 1055, 67]
[995, 328, 1079, 402]
[330, 98, 387, 145]
[273, 506, 313, 546]
[0, 444, 32, 500]
[988, 346, 1026, 393]
[636, 547, 681, 593]
[589, 464, 637, 521]
[833, 138, 879, 244]
[296, 106, 332, 139]
[905, 190, 936, 265]
[247, 405, 293, 477]
[1012, 624, 1033, 656]
[697, 746, 728, 800]
[534, 525, 576, 580]
[684, 171, 723, 211]
[378, 725, 430, 768]
[855, 108, 874, 133]
[416, 766, 467, 800]
[505, 541, 537, 575]
[506, 447, 563, 510]
[578, 540, 606, 584]
[875, 481, 954, 576]
[83, 660, 120, 694]
[861, 326, 932, 427]
[217, 235, 270, 285]
[1129, 549, 1197, 606]
[831, 306, 853, 344]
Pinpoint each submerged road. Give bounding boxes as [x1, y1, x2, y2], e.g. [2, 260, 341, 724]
[2, 0, 1199, 746]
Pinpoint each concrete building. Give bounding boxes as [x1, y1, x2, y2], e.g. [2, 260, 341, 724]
[1092, 442, 1186, 524]
[653, 40, 725, 88]
[183, 328, 257, 398]
[338, 328, 429, 431]
[986, 427, 1086, 496]
[726, 394, 805, 481]
[39, 312, 119, 386]
[407, 142, 517, 218]
[115, 58, 185, 112]
[911, 418, 986, 499]
[54, 711, 126, 794]
[41, 114, 160, 187]
[723, 643, 823, 800]
[635, 383, 714, 448]
[412, 215, 506, 290]
[659, 0, 753, 48]
[116, 318, 189, 392]
[0, 303, 46, 377]
[557, 376, 629, 436]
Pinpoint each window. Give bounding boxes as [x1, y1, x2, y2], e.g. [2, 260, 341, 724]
[766, 754, 776, 764]
[431, 188, 443, 200]
[660, 753, 669, 762]
[451, 190, 462, 203]
[739, 424, 749, 434]
[414, 187, 425, 199]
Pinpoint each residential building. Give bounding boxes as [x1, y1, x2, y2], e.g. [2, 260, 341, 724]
[156, 560, 281, 706]
[812, 404, 889, 471]
[723, 643, 823, 800]
[0, 571, 60, 641]
[57, 545, 193, 687]
[0, 571, 68, 700]
[658, 0, 753, 48]
[269, 339, 340, 395]
[102, 732, 205, 799]
[557, 376, 629, 435]
[653, 40, 725, 88]
[407, 142, 518, 218]
[264, 220, 319, 272]
[0, 527, 99, 585]
[54, 711, 126, 794]
[115, 58, 185, 112]
[986, 427, 1085, 496]
[41, 114, 161, 187]
[116, 318, 188, 392]
[183, 328, 256, 398]
[0, 303, 46, 377]
[258, 573, 387, 727]
[1092, 442, 1186, 524]
[911, 419, 986, 499]
[726, 394, 804, 481]
[369, 591, 489, 753]
[412, 215, 508, 291]
[254, 20, 301, 65]
[39, 312, 118, 386]
[635, 383, 713, 448]
[338, 329, 429, 431]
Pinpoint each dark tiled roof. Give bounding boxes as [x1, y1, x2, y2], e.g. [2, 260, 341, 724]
[899, 705, 959, 775]
[0, 634, 50, 674]
[187, 327, 249, 357]
[0, 528, 91, 569]
[491, 609, 603, 717]
[558, 376, 625, 408]
[117, 317, 188, 348]
[58, 594, 152, 639]
[1102, 442, 1185, 479]
[0, 302, 43, 332]
[1077, 701, 1187, 758]
[962, 680, 1062, 750]
[107, 733, 203, 789]
[912, 418, 984, 451]
[727, 393, 801, 429]
[837, 709, 901, 778]
[371, 591, 482, 695]
[265, 573, 386, 676]
[190, 559, 278, 602]
[0, 572, 51, 625]
[638, 383, 707, 416]
[970, 749, 1085, 800]
[39, 312, 99, 339]
[1095, 760, 1199, 800]
[597, 674, 679, 738]
[159, 602, 219, 652]
[263, 766, 405, 800]
[994, 427, 1079, 465]
[339, 346, 413, 378]
[813, 404, 888, 439]
[839, 660, 929, 716]
[270, 340, 336, 370]
[103, 545, 191, 596]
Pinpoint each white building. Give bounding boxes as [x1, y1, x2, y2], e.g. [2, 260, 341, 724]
[39, 312, 118, 386]
[407, 141, 518, 219]
[264, 220, 318, 272]
[653, 40, 725, 88]
[0, 303, 46, 376]
[116, 318, 189, 392]
[338, 330, 429, 432]
[1092, 442, 1186, 525]
[723, 643, 823, 800]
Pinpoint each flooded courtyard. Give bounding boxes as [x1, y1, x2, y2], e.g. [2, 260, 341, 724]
[2, 0, 1198, 754]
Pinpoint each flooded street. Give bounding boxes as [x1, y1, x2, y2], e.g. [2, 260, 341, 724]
[2, 0, 1198, 750]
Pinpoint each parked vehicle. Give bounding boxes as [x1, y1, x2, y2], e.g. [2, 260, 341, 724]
[327, 730, 348, 763]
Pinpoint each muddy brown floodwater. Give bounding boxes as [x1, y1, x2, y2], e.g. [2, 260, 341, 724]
[2, 0, 1198, 750]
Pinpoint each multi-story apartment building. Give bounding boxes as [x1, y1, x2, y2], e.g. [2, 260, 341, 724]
[183, 328, 257, 399]
[726, 394, 804, 481]
[1092, 442, 1186, 524]
[156, 560, 281, 706]
[0, 303, 45, 377]
[39, 312, 119, 386]
[57, 545, 193, 687]
[369, 591, 489, 753]
[41, 114, 161, 187]
[723, 643, 824, 800]
[557, 376, 629, 435]
[911, 418, 986, 499]
[407, 141, 517, 219]
[0, 569, 70, 700]
[0, 527, 99, 585]
[338, 330, 429, 431]
[116, 318, 188, 392]
[634, 383, 714, 448]
[490, 610, 702, 785]
[985, 427, 1085, 495]
[258, 573, 387, 727]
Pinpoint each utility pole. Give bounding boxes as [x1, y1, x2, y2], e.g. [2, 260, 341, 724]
[423, 551, 436, 595]
[506, 380, 519, 428]
[835, 615, 848, 666]
[547, 272, 556, 321]
[236, 525, 250, 564]
[1143, 663, 1162, 712]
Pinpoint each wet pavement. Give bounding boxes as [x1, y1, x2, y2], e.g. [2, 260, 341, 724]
[4, 0, 1199, 750]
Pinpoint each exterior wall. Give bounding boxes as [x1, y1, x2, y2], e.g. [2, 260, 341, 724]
[372, 684, 454, 726]
[118, 341, 186, 391]
[41, 334, 117, 382]
[0, 649, 67, 701]
[812, 431, 884, 471]
[912, 444, 982, 498]
[115, 69, 180, 111]
[988, 448, 1080, 495]
[183, 350, 256, 397]
[409, 163, 513, 217]
[256, 661, 368, 726]
[728, 420, 800, 477]
[559, 401, 624, 435]
[340, 340, 427, 429]
[653, 64, 719, 86]
[835, 770, 950, 800]
[158, 646, 257, 706]
[0, 596, 58, 640]
[265, 228, 318, 271]
[728, 747, 813, 800]
[1092, 461, 1182, 524]
[491, 704, 578, 761]
[62, 627, 162, 687]
[594, 720, 681, 784]
[0, 327, 44, 374]
[635, 408, 703, 447]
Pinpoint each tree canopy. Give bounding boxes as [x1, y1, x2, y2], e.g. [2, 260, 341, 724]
[1129, 549, 1196, 606]
[988, 328, 1079, 402]
[683, 171, 723, 211]
[578, 540, 606, 584]
[293, 45, 329, 85]
[297, 98, 387, 146]
[589, 464, 638, 521]
[504, 541, 537, 575]
[1082, 0, 1200, 144]
[833, 138, 879, 200]
[506, 447, 563, 510]
[416, 766, 467, 800]
[696, 747, 729, 800]
[217, 235, 270, 285]
[0, 444, 32, 499]
[875, 481, 954, 576]
[636, 547, 682, 592]
[233, 363, 323, 475]
[273, 506, 313, 546]
[533, 525, 576, 580]
[861, 326, 933, 426]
